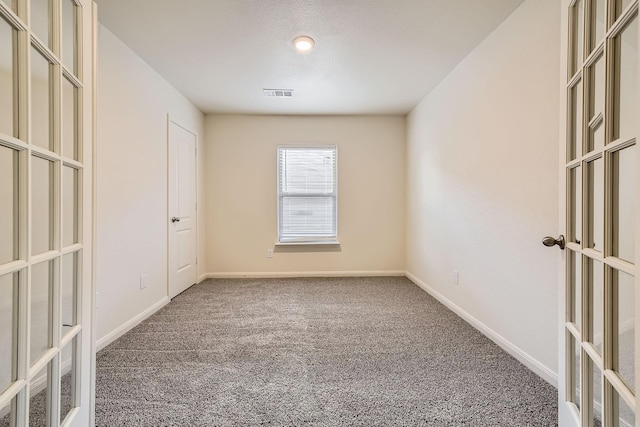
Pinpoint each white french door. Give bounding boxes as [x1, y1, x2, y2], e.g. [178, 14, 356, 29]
[561, 0, 639, 426]
[0, 0, 94, 425]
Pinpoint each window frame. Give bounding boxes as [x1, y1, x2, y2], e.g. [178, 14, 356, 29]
[276, 145, 338, 245]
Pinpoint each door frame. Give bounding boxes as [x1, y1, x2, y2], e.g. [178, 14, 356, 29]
[559, 0, 572, 421]
[166, 116, 198, 299]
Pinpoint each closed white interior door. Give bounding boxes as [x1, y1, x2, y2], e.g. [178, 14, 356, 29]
[168, 120, 197, 299]
[560, 0, 639, 426]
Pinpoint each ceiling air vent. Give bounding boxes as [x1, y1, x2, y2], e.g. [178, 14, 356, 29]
[263, 88, 294, 98]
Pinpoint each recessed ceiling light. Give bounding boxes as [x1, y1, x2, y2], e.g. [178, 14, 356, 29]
[293, 36, 315, 53]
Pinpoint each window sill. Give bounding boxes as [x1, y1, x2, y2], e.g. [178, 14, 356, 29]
[274, 241, 342, 253]
[275, 241, 341, 247]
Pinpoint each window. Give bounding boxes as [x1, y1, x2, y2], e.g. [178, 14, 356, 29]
[277, 146, 338, 243]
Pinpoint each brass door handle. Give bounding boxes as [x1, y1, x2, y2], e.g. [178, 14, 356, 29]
[542, 235, 565, 250]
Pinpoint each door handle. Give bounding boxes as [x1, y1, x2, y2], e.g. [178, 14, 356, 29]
[542, 235, 565, 250]
[171, 217, 181, 223]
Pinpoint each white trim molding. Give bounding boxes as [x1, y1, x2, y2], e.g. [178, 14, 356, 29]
[405, 271, 559, 387]
[96, 297, 170, 351]
[201, 270, 406, 279]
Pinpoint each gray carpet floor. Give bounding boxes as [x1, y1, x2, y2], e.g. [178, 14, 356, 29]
[94, 276, 558, 426]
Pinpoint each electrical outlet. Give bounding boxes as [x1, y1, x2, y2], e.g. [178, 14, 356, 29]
[140, 273, 148, 289]
[452, 270, 459, 285]
[267, 248, 273, 258]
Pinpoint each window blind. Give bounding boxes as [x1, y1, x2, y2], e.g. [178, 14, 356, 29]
[277, 146, 337, 243]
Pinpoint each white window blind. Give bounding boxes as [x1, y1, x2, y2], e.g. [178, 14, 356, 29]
[278, 146, 337, 243]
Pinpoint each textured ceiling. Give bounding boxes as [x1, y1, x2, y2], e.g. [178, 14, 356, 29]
[95, 0, 525, 115]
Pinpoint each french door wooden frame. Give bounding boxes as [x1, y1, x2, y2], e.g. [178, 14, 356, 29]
[0, 0, 94, 425]
[563, 0, 639, 426]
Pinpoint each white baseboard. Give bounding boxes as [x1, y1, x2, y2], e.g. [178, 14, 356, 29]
[96, 296, 170, 352]
[405, 271, 558, 387]
[197, 273, 209, 283]
[202, 270, 406, 279]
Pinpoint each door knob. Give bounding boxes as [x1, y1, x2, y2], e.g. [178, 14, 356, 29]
[542, 235, 565, 250]
[171, 217, 181, 223]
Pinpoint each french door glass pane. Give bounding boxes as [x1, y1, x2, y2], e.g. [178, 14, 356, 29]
[31, 156, 53, 255]
[575, 253, 582, 331]
[592, 123, 604, 153]
[571, 335, 582, 410]
[61, 252, 76, 335]
[616, 269, 635, 393]
[0, 0, 15, 12]
[29, 364, 48, 427]
[590, 259, 604, 354]
[589, 55, 605, 118]
[0, 397, 16, 427]
[30, 47, 51, 151]
[0, 145, 17, 265]
[0, 273, 15, 394]
[63, 166, 78, 247]
[60, 337, 76, 424]
[587, 55, 604, 152]
[30, 261, 51, 365]
[589, 123, 604, 154]
[570, 250, 583, 329]
[62, 77, 76, 160]
[613, 145, 636, 263]
[570, 166, 583, 245]
[614, 17, 638, 142]
[591, 361, 603, 426]
[573, 0, 585, 75]
[61, 0, 75, 73]
[588, 157, 604, 252]
[30, 0, 49, 47]
[615, 0, 634, 21]
[616, 386, 636, 426]
[570, 80, 583, 161]
[592, 0, 605, 47]
[0, 17, 14, 137]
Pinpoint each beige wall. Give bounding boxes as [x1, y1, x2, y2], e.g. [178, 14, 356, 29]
[205, 115, 405, 276]
[406, 0, 561, 383]
[96, 25, 206, 345]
